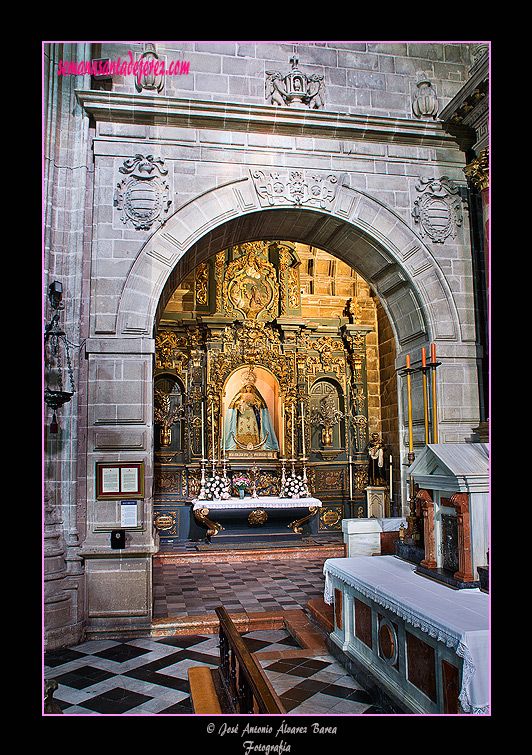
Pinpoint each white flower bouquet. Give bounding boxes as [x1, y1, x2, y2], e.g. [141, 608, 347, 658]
[203, 474, 230, 500]
[281, 474, 309, 499]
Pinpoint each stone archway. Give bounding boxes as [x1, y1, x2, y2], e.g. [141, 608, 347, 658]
[82, 176, 480, 636]
[115, 177, 460, 349]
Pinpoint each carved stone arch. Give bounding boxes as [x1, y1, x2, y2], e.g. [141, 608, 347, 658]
[114, 176, 462, 353]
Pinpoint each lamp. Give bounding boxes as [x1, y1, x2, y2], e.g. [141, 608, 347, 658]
[44, 281, 75, 433]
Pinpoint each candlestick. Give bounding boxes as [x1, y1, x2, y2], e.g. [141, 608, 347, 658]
[301, 401, 305, 457]
[406, 355, 413, 453]
[389, 454, 393, 500]
[349, 455, 353, 501]
[201, 401, 205, 460]
[291, 404, 295, 456]
[198, 458, 206, 499]
[431, 343, 438, 443]
[422, 349, 429, 445]
[211, 402, 215, 463]
[221, 404, 224, 461]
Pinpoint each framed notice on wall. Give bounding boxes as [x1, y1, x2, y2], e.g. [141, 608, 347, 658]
[96, 462, 145, 500]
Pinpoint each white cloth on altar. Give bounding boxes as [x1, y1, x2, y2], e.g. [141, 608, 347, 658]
[323, 555, 489, 715]
[192, 495, 322, 511]
[376, 517, 405, 532]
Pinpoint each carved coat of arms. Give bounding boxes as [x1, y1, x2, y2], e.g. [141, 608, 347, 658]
[412, 177, 463, 243]
[114, 154, 172, 230]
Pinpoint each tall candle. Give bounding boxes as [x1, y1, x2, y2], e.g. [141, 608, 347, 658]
[301, 401, 305, 457]
[202, 402, 205, 459]
[422, 349, 429, 444]
[406, 355, 413, 453]
[211, 403, 215, 462]
[431, 343, 438, 443]
[291, 405, 295, 456]
[221, 407, 224, 459]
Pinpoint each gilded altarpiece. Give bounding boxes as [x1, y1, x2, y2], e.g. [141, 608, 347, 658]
[152, 241, 372, 540]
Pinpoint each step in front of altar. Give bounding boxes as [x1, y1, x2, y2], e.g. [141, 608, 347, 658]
[154, 537, 345, 564]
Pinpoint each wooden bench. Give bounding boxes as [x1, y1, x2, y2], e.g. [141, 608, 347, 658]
[187, 667, 222, 714]
[187, 607, 286, 714]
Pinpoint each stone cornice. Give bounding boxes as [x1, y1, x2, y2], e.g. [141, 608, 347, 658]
[439, 54, 489, 126]
[75, 89, 468, 149]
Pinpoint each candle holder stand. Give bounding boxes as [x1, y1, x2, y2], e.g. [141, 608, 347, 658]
[198, 458, 207, 499]
[301, 456, 309, 495]
[280, 458, 287, 496]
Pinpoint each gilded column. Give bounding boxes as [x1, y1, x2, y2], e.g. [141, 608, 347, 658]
[464, 148, 489, 288]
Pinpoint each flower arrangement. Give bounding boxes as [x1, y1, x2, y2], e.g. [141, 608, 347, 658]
[232, 474, 251, 490]
[281, 474, 309, 499]
[203, 474, 230, 500]
[232, 474, 251, 499]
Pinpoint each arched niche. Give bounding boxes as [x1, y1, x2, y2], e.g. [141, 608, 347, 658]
[153, 373, 185, 453]
[222, 366, 282, 454]
[310, 378, 346, 453]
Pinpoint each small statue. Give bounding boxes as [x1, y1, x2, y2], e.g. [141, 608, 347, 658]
[365, 432, 387, 486]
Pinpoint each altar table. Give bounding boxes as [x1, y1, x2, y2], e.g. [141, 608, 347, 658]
[192, 496, 322, 539]
[323, 556, 489, 715]
[192, 496, 322, 510]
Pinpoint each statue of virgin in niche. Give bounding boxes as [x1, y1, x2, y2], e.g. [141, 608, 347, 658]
[224, 371, 279, 451]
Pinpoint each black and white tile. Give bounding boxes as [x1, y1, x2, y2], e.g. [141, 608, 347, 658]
[44, 630, 385, 715]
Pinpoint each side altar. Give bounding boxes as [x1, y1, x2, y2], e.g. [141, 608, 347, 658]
[151, 240, 389, 543]
[192, 495, 323, 542]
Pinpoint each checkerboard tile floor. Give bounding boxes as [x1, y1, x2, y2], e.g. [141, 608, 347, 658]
[152, 558, 328, 618]
[44, 630, 385, 715]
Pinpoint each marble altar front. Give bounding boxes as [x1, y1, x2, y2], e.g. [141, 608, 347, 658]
[323, 555, 489, 715]
[342, 517, 405, 557]
[192, 496, 323, 540]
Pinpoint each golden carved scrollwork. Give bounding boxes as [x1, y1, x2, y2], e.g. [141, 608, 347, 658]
[288, 506, 319, 534]
[222, 320, 281, 356]
[215, 251, 225, 313]
[248, 509, 268, 526]
[195, 263, 209, 305]
[287, 268, 300, 309]
[301, 336, 347, 395]
[319, 507, 342, 530]
[222, 242, 280, 321]
[464, 147, 489, 192]
[209, 328, 294, 399]
[353, 463, 368, 492]
[194, 507, 224, 538]
[254, 472, 280, 496]
[155, 331, 190, 371]
[278, 247, 290, 316]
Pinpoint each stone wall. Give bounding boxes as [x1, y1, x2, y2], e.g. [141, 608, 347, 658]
[44, 41, 486, 642]
[98, 41, 473, 118]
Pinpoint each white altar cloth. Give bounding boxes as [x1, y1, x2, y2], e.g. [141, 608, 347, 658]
[192, 496, 322, 511]
[377, 517, 405, 532]
[323, 556, 489, 715]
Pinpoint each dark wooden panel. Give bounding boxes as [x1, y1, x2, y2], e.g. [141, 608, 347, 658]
[406, 630, 436, 702]
[442, 659, 460, 714]
[354, 597, 372, 648]
[334, 588, 343, 630]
